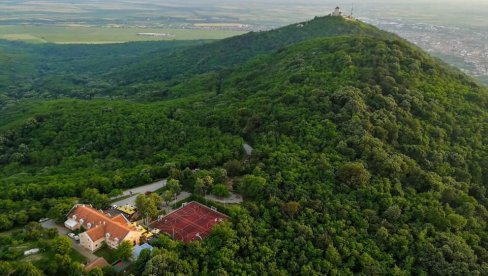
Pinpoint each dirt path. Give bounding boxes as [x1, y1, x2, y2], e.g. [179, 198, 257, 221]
[205, 192, 243, 204]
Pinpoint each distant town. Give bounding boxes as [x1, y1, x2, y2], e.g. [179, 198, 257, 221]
[361, 17, 488, 83]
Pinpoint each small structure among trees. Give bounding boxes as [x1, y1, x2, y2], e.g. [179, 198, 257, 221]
[330, 6, 342, 17]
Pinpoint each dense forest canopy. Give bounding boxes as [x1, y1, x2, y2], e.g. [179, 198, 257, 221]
[0, 17, 390, 104]
[0, 16, 487, 275]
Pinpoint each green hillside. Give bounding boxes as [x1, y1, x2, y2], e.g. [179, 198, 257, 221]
[0, 39, 205, 102]
[0, 17, 487, 275]
[109, 16, 391, 84]
[0, 16, 393, 104]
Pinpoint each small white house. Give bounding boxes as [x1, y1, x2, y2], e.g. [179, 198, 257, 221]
[331, 6, 342, 16]
[64, 218, 78, 230]
[24, 248, 40, 256]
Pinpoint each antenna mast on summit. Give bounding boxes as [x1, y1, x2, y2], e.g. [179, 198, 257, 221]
[350, 3, 354, 17]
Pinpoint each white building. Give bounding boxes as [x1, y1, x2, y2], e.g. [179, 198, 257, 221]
[331, 6, 342, 17]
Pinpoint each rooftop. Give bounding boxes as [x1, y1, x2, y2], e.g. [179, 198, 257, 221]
[68, 204, 136, 242]
[85, 257, 109, 271]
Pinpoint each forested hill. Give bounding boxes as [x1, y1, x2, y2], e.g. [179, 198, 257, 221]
[0, 16, 488, 275]
[110, 16, 392, 84]
[0, 16, 392, 103]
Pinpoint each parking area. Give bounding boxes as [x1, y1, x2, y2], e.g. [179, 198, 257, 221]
[40, 219, 98, 261]
[41, 219, 69, 235]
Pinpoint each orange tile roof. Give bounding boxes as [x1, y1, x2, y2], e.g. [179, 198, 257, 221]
[85, 225, 106, 241]
[85, 257, 109, 271]
[112, 214, 129, 225]
[68, 205, 136, 242]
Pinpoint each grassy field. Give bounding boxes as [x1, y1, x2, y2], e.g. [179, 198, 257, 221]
[0, 25, 246, 44]
[95, 246, 118, 264]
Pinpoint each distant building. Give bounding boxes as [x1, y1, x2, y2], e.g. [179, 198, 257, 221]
[85, 257, 109, 272]
[331, 6, 342, 17]
[132, 243, 153, 259]
[65, 204, 143, 252]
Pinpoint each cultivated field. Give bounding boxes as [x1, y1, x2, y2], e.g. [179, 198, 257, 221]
[0, 26, 246, 44]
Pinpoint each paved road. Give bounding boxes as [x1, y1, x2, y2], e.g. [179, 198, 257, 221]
[41, 219, 69, 235]
[70, 240, 98, 262]
[111, 179, 168, 206]
[112, 195, 139, 206]
[40, 219, 98, 262]
[116, 179, 167, 198]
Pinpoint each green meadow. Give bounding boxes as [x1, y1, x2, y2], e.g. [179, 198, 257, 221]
[0, 25, 246, 44]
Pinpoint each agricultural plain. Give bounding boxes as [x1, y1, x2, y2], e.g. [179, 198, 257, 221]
[0, 26, 245, 44]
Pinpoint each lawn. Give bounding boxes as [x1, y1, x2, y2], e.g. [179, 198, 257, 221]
[0, 25, 246, 44]
[94, 246, 118, 264]
[69, 249, 88, 263]
[0, 227, 23, 237]
[19, 249, 87, 265]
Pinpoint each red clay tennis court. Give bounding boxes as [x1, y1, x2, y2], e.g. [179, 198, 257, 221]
[150, 201, 229, 243]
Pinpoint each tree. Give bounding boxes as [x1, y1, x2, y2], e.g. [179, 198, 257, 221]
[135, 248, 152, 275]
[194, 175, 214, 196]
[0, 261, 14, 275]
[48, 198, 77, 222]
[162, 190, 173, 206]
[14, 211, 28, 225]
[143, 250, 192, 276]
[447, 213, 467, 230]
[166, 179, 182, 203]
[166, 179, 182, 195]
[51, 236, 72, 255]
[12, 262, 43, 276]
[135, 194, 161, 225]
[224, 160, 243, 177]
[89, 176, 113, 194]
[149, 193, 163, 209]
[81, 188, 109, 209]
[240, 175, 266, 199]
[45, 254, 83, 276]
[325, 245, 342, 266]
[336, 162, 371, 187]
[194, 179, 205, 196]
[212, 184, 230, 198]
[383, 205, 402, 221]
[207, 222, 237, 248]
[210, 168, 228, 184]
[87, 268, 104, 276]
[282, 201, 300, 218]
[114, 241, 133, 261]
[0, 215, 13, 231]
[108, 189, 123, 198]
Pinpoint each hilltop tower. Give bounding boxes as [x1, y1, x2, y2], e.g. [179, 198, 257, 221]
[331, 6, 342, 16]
